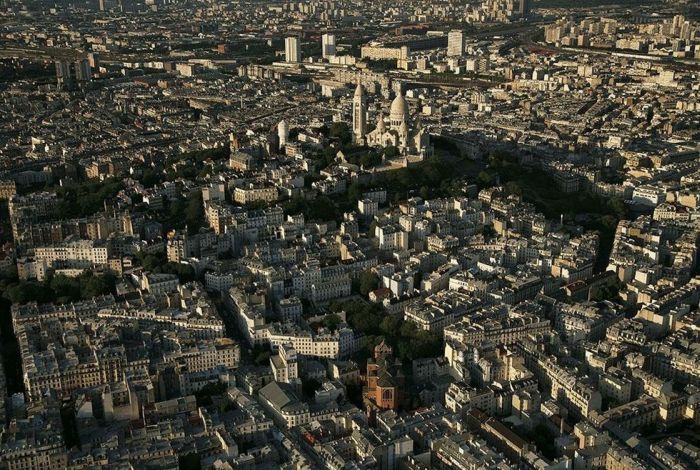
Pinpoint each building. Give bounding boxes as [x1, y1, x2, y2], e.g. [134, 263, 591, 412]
[322, 33, 336, 58]
[267, 323, 356, 359]
[447, 30, 464, 57]
[33, 239, 110, 272]
[271, 344, 300, 387]
[358, 198, 378, 217]
[519, 0, 530, 17]
[1, 413, 68, 470]
[444, 312, 550, 347]
[285, 37, 301, 63]
[233, 184, 278, 205]
[0, 180, 16, 200]
[599, 368, 633, 405]
[258, 381, 338, 428]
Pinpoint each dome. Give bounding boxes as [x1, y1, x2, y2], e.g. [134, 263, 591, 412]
[354, 83, 365, 98]
[278, 119, 288, 132]
[376, 113, 386, 133]
[389, 93, 409, 122]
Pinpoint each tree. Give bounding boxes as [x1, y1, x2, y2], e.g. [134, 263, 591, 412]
[307, 196, 338, 222]
[185, 190, 205, 234]
[347, 182, 364, 203]
[2, 281, 52, 304]
[399, 320, 418, 339]
[419, 186, 430, 200]
[600, 215, 618, 231]
[505, 181, 522, 197]
[178, 453, 201, 470]
[360, 151, 382, 168]
[358, 271, 379, 296]
[49, 275, 81, 303]
[478, 171, 493, 187]
[80, 273, 115, 299]
[384, 146, 399, 159]
[194, 381, 227, 407]
[340, 300, 382, 333]
[380, 315, 402, 337]
[302, 378, 322, 398]
[57, 178, 124, 219]
[607, 197, 626, 218]
[141, 253, 166, 271]
[282, 195, 308, 217]
[329, 122, 352, 145]
[140, 169, 163, 188]
[161, 262, 196, 283]
[254, 350, 271, 366]
[323, 313, 342, 332]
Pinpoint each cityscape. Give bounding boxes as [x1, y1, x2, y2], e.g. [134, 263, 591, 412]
[0, 0, 699, 469]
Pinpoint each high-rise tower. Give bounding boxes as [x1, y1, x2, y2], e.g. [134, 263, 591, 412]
[447, 30, 464, 57]
[322, 33, 336, 59]
[520, 0, 530, 18]
[285, 37, 300, 63]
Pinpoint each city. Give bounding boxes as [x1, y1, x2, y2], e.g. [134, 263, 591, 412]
[0, 0, 699, 469]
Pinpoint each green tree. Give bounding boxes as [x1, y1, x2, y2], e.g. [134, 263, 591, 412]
[358, 271, 379, 296]
[302, 378, 322, 398]
[329, 122, 352, 145]
[380, 315, 402, 337]
[347, 182, 364, 203]
[254, 350, 271, 366]
[600, 215, 618, 230]
[141, 253, 166, 271]
[505, 181, 522, 197]
[360, 151, 382, 168]
[419, 186, 430, 200]
[384, 146, 399, 159]
[2, 281, 52, 304]
[185, 190, 205, 234]
[57, 178, 124, 219]
[160, 262, 196, 283]
[307, 196, 338, 221]
[49, 275, 81, 303]
[607, 197, 626, 218]
[82, 273, 115, 298]
[323, 313, 342, 331]
[178, 453, 201, 470]
[478, 170, 493, 187]
[140, 169, 163, 188]
[340, 300, 382, 333]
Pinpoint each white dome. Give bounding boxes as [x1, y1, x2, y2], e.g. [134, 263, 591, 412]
[389, 93, 409, 122]
[376, 115, 386, 133]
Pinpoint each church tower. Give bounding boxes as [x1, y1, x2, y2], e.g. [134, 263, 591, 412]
[353, 83, 367, 144]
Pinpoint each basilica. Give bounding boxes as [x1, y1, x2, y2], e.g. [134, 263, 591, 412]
[352, 83, 430, 160]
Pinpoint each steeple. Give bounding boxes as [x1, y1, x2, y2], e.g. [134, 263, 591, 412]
[277, 119, 289, 150]
[352, 82, 367, 144]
